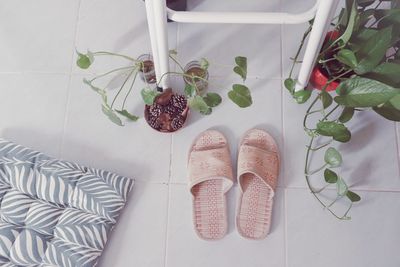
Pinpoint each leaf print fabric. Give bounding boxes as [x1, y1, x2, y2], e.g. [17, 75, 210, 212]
[0, 139, 134, 266]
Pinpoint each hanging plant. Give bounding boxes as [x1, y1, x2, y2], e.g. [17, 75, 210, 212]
[285, 0, 400, 219]
[76, 49, 252, 131]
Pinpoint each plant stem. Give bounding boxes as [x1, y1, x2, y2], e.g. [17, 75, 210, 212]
[122, 69, 138, 110]
[168, 54, 185, 72]
[111, 68, 135, 109]
[303, 95, 320, 130]
[93, 51, 137, 61]
[90, 66, 136, 83]
[289, 25, 312, 78]
[155, 71, 209, 88]
[306, 163, 328, 176]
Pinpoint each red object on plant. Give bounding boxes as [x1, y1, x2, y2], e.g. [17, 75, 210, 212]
[310, 30, 340, 92]
[310, 67, 340, 92]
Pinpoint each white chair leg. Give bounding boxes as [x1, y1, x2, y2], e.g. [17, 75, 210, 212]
[295, 0, 340, 91]
[145, 0, 162, 89]
[150, 0, 170, 90]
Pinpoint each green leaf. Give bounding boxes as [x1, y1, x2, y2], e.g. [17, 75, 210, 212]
[101, 104, 123, 126]
[184, 84, 196, 98]
[349, 28, 378, 53]
[76, 50, 94, 69]
[346, 190, 361, 202]
[320, 91, 333, 109]
[336, 177, 348, 196]
[234, 56, 247, 81]
[373, 105, 400, 121]
[293, 90, 311, 104]
[368, 62, 400, 86]
[335, 49, 358, 69]
[335, 0, 357, 46]
[334, 77, 400, 107]
[141, 88, 160, 105]
[317, 121, 351, 143]
[354, 26, 393, 74]
[203, 92, 222, 107]
[200, 58, 209, 70]
[83, 78, 107, 104]
[338, 107, 355, 123]
[324, 147, 343, 167]
[228, 84, 252, 108]
[324, 168, 338, 183]
[389, 94, 400, 110]
[188, 95, 212, 115]
[115, 109, 139, 121]
[284, 78, 295, 94]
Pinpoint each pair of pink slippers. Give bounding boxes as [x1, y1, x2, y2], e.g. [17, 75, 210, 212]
[188, 128, 280, 240]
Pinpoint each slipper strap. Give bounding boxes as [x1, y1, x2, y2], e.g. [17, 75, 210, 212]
[188, 147, 233, 193]
[238, 144, 279, 192]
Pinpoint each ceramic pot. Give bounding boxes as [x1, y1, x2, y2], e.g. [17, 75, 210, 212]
[144, 88, 189, 133]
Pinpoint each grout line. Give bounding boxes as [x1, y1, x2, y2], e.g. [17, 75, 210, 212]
[0, 71, 69, 75]
[59, 0, 82, 157]
[163, 182, 172, 267]
[133, 179, 400, 193]
[393, 122, 400, 178]
[284, 188, 289, 267]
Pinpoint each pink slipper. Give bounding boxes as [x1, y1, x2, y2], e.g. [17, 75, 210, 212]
[236, 129, 280, 240]
[188, 130, 234, 240]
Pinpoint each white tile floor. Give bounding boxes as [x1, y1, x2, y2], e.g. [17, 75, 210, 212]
[1, 0, 400, 266]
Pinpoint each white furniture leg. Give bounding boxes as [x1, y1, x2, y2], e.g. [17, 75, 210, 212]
[295, 0, 340, 91]
[145, 0, 338, 92]
[145, 0, 162, 89]
[145, 0, 170, 90]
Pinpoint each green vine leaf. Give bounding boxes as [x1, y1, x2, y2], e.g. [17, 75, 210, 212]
[141, 88, 160, 105]
[373, 104, 400, 121]
[228, 84, 252, 108]
[324, 168, 338, 183]
[203, 93, 222, 108]
[320, 91, 333, 109]
[335, 49, 357, 69]
[339, 107, 355, 123]
[317, 121, 351, 143]
[389, 94, 400, 110]
[324, 147, 342, 167]
[346, 190, 361, 202]
[233, 56, 247, 81]
[200, 58, 209, 70]
[284, 78, 295, 94]
[336, 177, 348, 196]
[189, 95, 212, 115]
[101, 104, 123, 126]
[184, 84, 196, 98]
[293, 90, 311, 104]
[115, 109, 139, 121]
[83, 78, 107, 104]
[354, 26, 393, 74]
[334, 77, 399, 108]
[76, 50, 94, 69]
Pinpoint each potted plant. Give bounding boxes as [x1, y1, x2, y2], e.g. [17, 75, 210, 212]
[285, 0, 400, 219]
[76, 49, 253, 132]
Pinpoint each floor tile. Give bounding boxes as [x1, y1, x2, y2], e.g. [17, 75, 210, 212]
[286, 188, 400, 267]
[177, 0, 281, 79]
[0, 73, 70, 157]
[283, 89, 400, 191]
[0, 0, 80, 73]
[61, 74, 172, 182]
[165, 184, 285, 267]
[73, 0, 177, 75]
[98, 182, 169, 267]
[170, 78, 283, 185]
